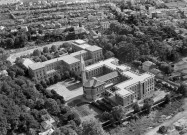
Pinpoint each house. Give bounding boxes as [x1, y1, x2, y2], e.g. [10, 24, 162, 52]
[41, 114, 55, 130]
[39, 128, 54, 135]
[142, 61, 156, 71]
[150, 68, 163, 79]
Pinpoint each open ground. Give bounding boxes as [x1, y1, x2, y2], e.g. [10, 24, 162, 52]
[47, 79, 83, 101]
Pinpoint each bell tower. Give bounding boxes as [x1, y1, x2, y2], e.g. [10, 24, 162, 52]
[80, 54, 87, 84]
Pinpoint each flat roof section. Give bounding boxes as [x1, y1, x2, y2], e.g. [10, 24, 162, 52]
[78, 44, 92, 50]
[60, 55, 80, 65]
[116, 88, 134, 98]
[86, 45, 102, 52]
[73, 39, 86, 45]
[85, 58, 130, 71]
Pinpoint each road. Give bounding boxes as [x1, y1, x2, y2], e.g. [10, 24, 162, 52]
[145, 98, 187, 135]
[7, 40, 74, 64]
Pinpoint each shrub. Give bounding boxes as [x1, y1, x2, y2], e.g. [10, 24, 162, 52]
[158, 126, 168, 134]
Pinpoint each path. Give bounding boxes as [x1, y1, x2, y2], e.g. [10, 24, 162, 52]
[7, 40, 74, 64]
[145, 98, 187, 135]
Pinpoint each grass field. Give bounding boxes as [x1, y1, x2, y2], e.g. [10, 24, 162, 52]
[75, 103, 102, 122]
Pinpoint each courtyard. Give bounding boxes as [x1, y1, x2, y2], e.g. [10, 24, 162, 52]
[47, 79, 83, 101]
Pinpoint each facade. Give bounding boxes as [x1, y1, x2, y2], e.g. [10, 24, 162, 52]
[83, 58, 155, 107]
[28, 40, 103, 82]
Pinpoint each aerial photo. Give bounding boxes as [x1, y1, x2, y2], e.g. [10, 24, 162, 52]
[1, 0, 187, 135]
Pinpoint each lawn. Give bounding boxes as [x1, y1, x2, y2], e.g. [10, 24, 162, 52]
[75, 103, 102, 122]
[47, 79, 83, 101]
[174, 59, 187, 74]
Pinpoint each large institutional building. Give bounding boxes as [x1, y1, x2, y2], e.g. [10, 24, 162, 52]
[28, 40, 103, 82]
[82, 58, 155, 107]
[27, 39, 155, 107]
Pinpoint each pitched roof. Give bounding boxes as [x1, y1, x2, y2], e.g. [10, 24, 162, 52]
[143, 61, 155, 67]
[97, 71, 119, 82]
[84, 71, 119, 88]
[84, 77, 105, 88]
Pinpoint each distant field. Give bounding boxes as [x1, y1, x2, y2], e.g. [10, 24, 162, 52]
[0, 0, 19, 5]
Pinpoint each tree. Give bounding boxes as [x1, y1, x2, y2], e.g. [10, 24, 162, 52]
[82, 119, 107, 135]
[132, 102, 141, 113]
[35, 99, 45, 110]
[49, 76, 55, 84]
[62, 42, 71, 49]
[159, 63, 172, 75]
[111, 105, 125, 124]
[45, 54, 53, 60]
[117, 42, 140, 62]
[51, 45, 57, 52]
[5, 38, 14, 48]
[64, 71, 70, 79]
[164, 94, 171, 104]
[0, 117, 10, 135]
[40, 80, 47, 88]
[43, 47, 49, 53]
[132, 60, 142, 67]
[101, 111, 111, 121]
[33, 49, 41, 56]
[178, 83, 187, 97]
[54, 74, 61, 83]
[143, 98, 154, 114]
[40, 55, 47, 62]
[158, 126, 168, 134]
[45, 98, 60, 115]
[104, 51, 114, 59]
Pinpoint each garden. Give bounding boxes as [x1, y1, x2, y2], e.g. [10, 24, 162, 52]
[18, 42, 73, 63]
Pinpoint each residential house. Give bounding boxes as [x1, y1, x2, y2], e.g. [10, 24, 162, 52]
[142, 61, 156, 71]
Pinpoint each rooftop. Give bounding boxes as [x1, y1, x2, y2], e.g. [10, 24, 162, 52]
[76, 43, 91, 50]
[22, 58, 35, 68]
[73, 39, 86, 45]
[97, 71, 119, 82]
[85, 58, 130, 71]
[70, 50, 87, 57]
[86, 45, 102, 52]
[116, 89, 134, 98]
[29, 54, 79, 71]
[84, 77, 105, 88]
[60, 55, 80, 65]
[143, 61, 155, 66]
[85, 58, 154, 97]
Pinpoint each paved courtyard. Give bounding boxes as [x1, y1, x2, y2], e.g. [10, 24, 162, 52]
[47, 79, 83, 101]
